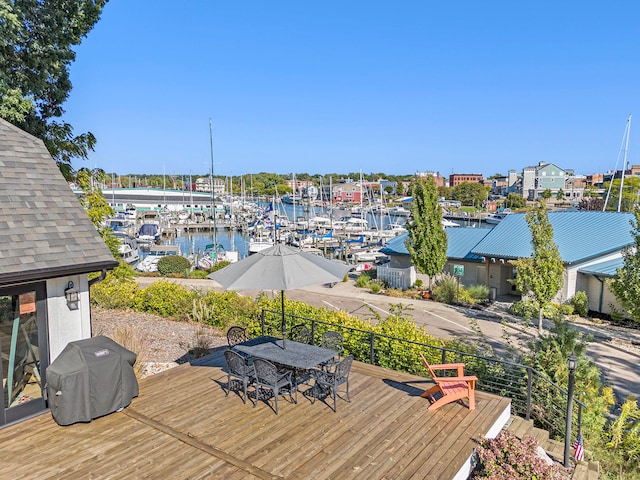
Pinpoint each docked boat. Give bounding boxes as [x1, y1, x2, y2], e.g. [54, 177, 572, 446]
[485, 209, 513, 225]
[119, 243, 140, 266]
[389, 206, 411, 217]
[136, 222, 161, 244]
[113, 231, 140, 266]
[136, 245, 182, 273]
[248, 232, 276, 255]
[442, 218, 460, 228]
[197, 243, 239, 269]
[349, 248, 390, 263]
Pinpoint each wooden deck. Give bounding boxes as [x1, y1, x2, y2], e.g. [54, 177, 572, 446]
[0, 349, 510, 479]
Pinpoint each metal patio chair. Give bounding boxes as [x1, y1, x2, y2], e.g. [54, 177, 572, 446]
[227, 325, 248, 347]
[223, 349, 254, 404]
[320, 331, 344, 371]
[252, 358, 296, 415]
[289, 324, 311, 344]
[311, 355, 353, 412]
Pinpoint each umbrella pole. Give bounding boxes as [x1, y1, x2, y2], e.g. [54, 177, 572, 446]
[281, 290, 286, 349]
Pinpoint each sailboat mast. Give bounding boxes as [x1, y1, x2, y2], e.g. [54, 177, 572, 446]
[604, 115, 632, 212]
[618, 115, 631, 212]
[209, 118, 217, 246]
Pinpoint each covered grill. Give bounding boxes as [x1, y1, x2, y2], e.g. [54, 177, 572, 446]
[45, 336, 138, 426]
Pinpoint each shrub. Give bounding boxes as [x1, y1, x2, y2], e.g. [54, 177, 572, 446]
[571, 291, 589, 317]
[471, 430, 569, 479]
[509, 300, 539, 320]
[135, 280, 196, 318]
[197, 290, 260, 328]
[112, 325, 149, 378]
[91, 277, 139, 310]
[432, 273, 458, 304]
[368, 280, 383, 294]
[157, 255, 191, 275]
[355, 273, 371, 288]
[467, 284, 489, 301]
[414, 279, 423, 289]
[188, 269, 209, 279]
[208, 260, 230, 273]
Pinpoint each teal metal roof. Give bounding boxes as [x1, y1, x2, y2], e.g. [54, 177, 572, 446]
[380, 227, 489, 260]
[446, 228, 491, 260]
[471, 211, 634, 264]
[578, 257, 623, 277]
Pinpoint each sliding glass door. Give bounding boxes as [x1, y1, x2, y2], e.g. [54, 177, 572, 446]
[0, 283, 48, 425]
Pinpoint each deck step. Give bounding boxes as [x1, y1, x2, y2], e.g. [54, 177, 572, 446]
[572, 460, 600, 480]
[505, 416, 600, 479]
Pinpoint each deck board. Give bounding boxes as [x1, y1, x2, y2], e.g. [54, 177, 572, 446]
[0, 355, 510, 479]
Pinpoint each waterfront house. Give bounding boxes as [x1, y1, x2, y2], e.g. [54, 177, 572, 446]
[522, 161, 567, 201]
[380, 211, 634, 315]
[0, 118, 118, 427]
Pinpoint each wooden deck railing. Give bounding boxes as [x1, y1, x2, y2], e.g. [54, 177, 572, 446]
[258, 308, 585, 443]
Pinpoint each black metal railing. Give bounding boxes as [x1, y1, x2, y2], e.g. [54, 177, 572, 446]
[257, 308, 585, 442]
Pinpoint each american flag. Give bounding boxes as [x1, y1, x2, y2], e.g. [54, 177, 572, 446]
[574, 433, 585, 462]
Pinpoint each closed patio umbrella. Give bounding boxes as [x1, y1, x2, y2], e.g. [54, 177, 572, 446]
[208, 244, 352, 347]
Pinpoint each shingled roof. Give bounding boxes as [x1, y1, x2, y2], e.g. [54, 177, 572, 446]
[0, 118, 118, 287]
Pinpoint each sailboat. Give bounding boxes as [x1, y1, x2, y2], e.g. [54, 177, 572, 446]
[603, 114, 632, 212]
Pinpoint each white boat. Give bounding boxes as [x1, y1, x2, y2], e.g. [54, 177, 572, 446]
[248, 232, 275, 255]
[485, 209, 513, 224]
[442, 218, 460, 228]
[136, 245, 182, 272]
[382, 223, 407, 236]
[197, 243, 239, 269]
[119, 243, 140, 266]
[136, 222, 161, 244]
[389, 206, 411, 217]
[113, 231, 140, 266]
[349, 249, 389, 263]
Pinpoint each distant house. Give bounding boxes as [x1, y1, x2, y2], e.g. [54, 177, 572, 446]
[195, 176, 225, 194]
[522, 162, 566, 201]
[0, 118, 118, 427]
[333, 182, 366, 203]
[380, 211, 634, 316]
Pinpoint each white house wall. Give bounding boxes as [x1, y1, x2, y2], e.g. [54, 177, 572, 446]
[46, 275, 92, 361]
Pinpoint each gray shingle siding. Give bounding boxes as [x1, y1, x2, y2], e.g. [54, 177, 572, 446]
[0, 118, 118, 286]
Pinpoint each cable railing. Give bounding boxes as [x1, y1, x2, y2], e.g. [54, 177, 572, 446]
[258, 308, 585, 442]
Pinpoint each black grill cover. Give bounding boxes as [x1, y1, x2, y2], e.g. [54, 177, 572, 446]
[45, 336, 138, 426]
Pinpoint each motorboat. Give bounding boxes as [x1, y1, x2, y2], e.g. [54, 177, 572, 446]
[137, 222, 161, 244]
[113, 231, 140, 266]
[389, 206, 411, 217]
[197, 243, 239, 269]
[136, 245, 182, 273]
[485, 209, 513, 225]
[442, 218, 460, 228]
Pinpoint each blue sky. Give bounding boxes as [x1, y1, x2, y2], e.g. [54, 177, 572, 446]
[64, 1, 640, 178]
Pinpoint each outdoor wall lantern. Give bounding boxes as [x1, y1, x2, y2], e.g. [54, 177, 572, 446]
[65, 281, 79, 310]
[564, 352, 578, 467]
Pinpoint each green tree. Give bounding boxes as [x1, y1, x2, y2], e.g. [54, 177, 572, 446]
[452, 182, 488, 207]
[504, 192, 526, 209]
[0, 0, 108, 179]
[76, 167, 119, 258]
[541, 189, 552, 200]
[555, 188, 564, 201]
[511, 201, 564, 334]
[405, 176, 448, 290]
[603, 177, 640, 212]
[609, 206, 640, 323]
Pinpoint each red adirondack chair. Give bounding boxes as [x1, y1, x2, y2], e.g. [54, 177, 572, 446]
[419, 353, 477, 411]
